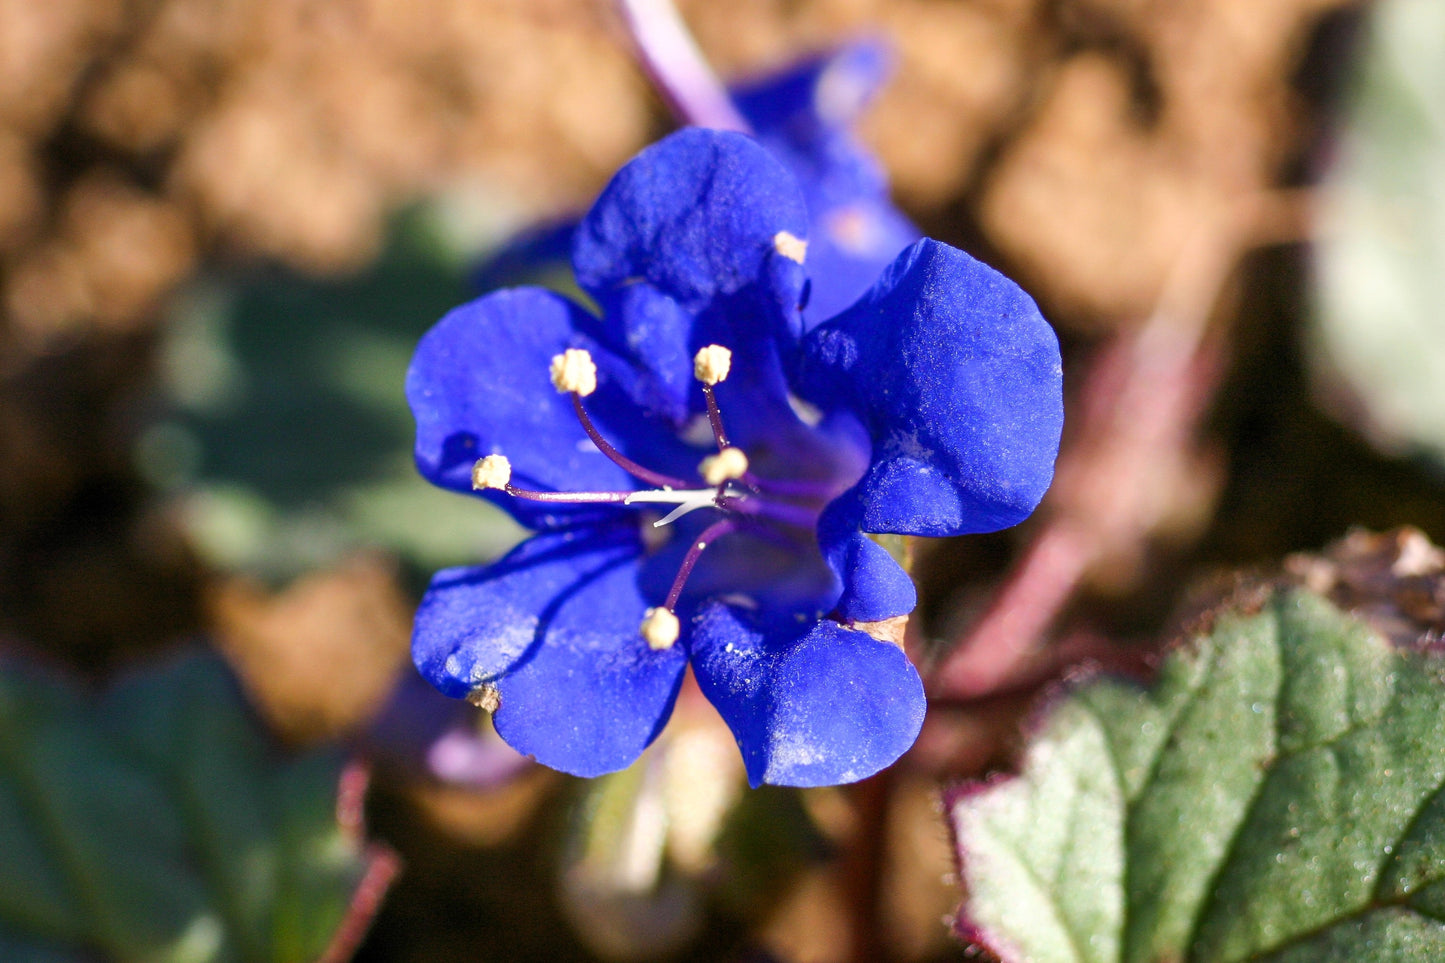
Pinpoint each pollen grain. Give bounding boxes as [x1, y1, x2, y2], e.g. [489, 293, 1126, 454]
[472, 453, 512, 490]
[641, 607, 681, 650]
[550, 348, 598, 396]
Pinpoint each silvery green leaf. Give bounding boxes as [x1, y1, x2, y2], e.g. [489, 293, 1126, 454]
[950, 590, 1445, 963]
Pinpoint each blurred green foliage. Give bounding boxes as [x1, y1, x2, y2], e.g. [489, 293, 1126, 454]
[0, 653, 379, 962]
[148, 214, 523, 583]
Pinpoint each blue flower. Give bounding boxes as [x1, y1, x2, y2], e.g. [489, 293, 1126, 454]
[408, 127, 1062, 787]
[474, 41, 920, 325]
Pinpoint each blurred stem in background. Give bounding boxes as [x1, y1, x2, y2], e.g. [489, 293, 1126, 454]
[615, 0, 752, 133]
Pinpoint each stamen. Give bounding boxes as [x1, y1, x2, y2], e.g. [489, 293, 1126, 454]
[489, 347, 824, 561]
[621, 488, 718, 505]
[692, 344, 733, 450]
[546, 348, 691, 487]
[773, 230, 807, 264]
[472, 455, 636, 505]
[472, 454, 512, 490]
[504, 486, 632, 504]
[700, 447, 748, 486]
[550, 348, 597, 396]
[640, 607, 680, 650]
[699, 383, 730, 450]
[662, 517, 740, 611]
[569, 394, 695, 490]
[693, 344, 732, 385]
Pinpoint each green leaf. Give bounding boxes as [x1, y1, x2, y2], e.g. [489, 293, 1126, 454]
[949, 589, 1445, 962]
[0, 653, 386, 962]
[1311, 0, 1445, 465]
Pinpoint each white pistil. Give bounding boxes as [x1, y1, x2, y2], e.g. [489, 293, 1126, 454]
[624, 487, 720, 527]
[773, 230, 807, 264]
[693, 344, 732, 385]
[550, 348, 598, 396]
[699, 447, 748, 486]
[472, 453, 512, 490]
[640, 607, 680, 650]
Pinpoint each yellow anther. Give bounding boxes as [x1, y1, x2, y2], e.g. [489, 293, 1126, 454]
[693, 344, 733, 385]
[699, 447, 748, 486]
[471, 453, 512, 490]
[773, 230, 807, 264]
[550, 348, 597, 396]
[640, 607, 680, 650]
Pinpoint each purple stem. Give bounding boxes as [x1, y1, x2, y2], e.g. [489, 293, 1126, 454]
[505, 485, 632, 504]
[701, 383, 731, 450]
[664, 516, 741, 609]
[571, 394, 695, 490]
[615, 0, 752, 133]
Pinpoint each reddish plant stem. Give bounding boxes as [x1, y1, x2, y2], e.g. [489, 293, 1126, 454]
[316, 761, 402, 963]
[844, 768, 895, 963]
[928, 523, 1095, 698]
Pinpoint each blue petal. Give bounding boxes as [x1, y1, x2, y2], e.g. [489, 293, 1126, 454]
[571, 128, 810, 423]
[732, 41, 921, 324]
[689, 602, 925, 787]
[731, 40, 892, 133]
[817, 491, 917, 623]
[636, 517, 839, 619]
[406, 286, 692, 528]
[413, 528, 688, 778]
[799, 199, 920, 325]
[797, 239, 1063, 536]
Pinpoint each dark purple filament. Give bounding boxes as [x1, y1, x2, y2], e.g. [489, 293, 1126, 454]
[571, 393, 694, 490]
[663, 517, 741, 610]
[701, 383, 730, 451]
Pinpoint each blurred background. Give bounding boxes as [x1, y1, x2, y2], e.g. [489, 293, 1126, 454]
[0, 0, 1441, 960]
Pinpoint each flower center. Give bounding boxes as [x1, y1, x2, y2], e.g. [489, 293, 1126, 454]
[471, 344, 843, 650]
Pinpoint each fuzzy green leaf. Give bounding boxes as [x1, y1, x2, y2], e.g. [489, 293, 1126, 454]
[0, 653, 383, 962]
[950, 589, 1445, 963]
